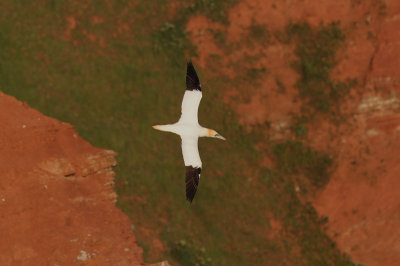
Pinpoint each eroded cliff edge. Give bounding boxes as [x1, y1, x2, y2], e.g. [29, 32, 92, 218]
[0, 92, 143, 265]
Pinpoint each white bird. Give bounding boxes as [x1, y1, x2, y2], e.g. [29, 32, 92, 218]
[153, 62, 226, 202]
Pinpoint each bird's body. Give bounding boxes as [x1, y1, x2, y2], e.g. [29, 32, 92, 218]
[153, 62, 225, 202]
[153, 123, 208, 138]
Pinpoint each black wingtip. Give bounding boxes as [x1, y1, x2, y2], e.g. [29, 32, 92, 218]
[185, 166, 201, 202]
[186, 61, 201, 91]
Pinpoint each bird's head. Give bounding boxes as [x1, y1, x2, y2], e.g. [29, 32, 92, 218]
[207, 129, 226, 140]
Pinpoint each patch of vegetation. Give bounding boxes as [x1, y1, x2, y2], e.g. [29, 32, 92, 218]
[284, 201, 353, 265]
[246, 66, 268, 81]
[152, 0, 237, 63]
[188, 0, 238, 24]
[170, 240, 212, 266]
[286, 22, 357, 115]
[211, 28, 227, 47]
[377, 0, 387, 16]
[260, 167, 354, 265]
[294, 123, 308, 138]
[138, 241, 151, 261]
[153, 21, 196, 62]
[223, 52, 270, 102]
[247, 20, 271, 45]
[273, 141, 332, 188]
[289, 114, 312, 138]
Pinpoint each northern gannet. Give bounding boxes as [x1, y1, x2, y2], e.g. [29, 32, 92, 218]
[153, 62, 226, 203]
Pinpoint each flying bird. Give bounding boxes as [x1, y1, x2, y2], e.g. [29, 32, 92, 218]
[153, 62, 226, 203]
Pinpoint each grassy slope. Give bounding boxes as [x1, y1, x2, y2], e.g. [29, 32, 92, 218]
[0, 1, 354, 265]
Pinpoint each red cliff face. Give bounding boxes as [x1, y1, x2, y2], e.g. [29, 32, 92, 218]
[314, 1, 400, 264]
[187, 0, 400, 265]
[0, 92, 143, 265]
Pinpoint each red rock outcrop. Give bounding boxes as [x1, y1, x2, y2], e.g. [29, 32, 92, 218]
[0, 92, 143, 265]
[314, 1, 400, 264]
[187, 0, 400, 265]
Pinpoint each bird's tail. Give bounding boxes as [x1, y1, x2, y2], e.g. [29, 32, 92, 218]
[152, 125, 173, 132]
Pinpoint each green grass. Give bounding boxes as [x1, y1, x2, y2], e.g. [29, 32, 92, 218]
[170, 240, 212, 266]
[0, 1, 354, 265]
[287, 22, 357, 115]
[273, 141, 333, 188]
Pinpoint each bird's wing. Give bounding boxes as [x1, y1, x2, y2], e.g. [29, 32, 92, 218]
[181, 135, 202, 202]
[179, 62, 202, 125]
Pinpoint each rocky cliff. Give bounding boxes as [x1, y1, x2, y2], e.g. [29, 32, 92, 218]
[186, 0, 400, 265]
[0, 92, 143, 265]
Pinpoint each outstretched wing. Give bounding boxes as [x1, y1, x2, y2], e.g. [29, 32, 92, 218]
[185, 166, 201, 203]
[181, 135, 202, 202]
[179, 62, 202, 125]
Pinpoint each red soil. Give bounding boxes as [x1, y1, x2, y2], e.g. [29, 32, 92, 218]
[0, 93, 143, 265]
[314, 2, 400, 263]
[187, 0, 400, 265]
